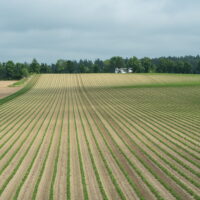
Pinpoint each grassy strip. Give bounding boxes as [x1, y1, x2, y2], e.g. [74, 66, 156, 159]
[0, 75, 39, 106]
[13, 84, 61, 200]
[9, 77, 29, 87]
[87, 87, 200, 199]
[0, 82, 60, 196]
[32, 80, 64, 200]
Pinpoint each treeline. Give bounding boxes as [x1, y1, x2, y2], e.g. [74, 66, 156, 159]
[1, 55, 200, 80]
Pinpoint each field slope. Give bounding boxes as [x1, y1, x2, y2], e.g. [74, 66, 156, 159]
[0, 74, 200, 200]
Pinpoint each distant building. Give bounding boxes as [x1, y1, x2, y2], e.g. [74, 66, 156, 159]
[128, 68, 133, 73]
[115, 68, 133, 73]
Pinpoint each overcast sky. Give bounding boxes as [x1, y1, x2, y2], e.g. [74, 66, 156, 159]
[0, 0, 199, 63]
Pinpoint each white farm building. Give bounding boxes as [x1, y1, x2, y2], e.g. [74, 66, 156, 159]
[115, 68, 133, 73]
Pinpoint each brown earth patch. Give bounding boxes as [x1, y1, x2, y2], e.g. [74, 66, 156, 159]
[0, 81, 22, 99]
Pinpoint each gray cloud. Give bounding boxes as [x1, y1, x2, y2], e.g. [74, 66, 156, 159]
[0, 0, 199, 63]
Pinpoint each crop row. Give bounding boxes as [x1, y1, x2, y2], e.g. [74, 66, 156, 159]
[76, 76, 165, 200]
[0, 75, 54, 129]
[0, 76, 62, 198]
[79, 74, 200, 200]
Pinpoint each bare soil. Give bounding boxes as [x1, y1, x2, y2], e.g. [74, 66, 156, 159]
[0, 81, 22, 99]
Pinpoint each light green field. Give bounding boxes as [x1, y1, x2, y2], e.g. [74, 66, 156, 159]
[0, 74, 199, 200]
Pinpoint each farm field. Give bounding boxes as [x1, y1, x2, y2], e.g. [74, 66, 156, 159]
[0, 81, 22, 99]
[0, 73, 200, 200]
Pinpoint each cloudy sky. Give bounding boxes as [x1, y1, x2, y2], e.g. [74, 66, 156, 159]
[0, 0, 199, 63]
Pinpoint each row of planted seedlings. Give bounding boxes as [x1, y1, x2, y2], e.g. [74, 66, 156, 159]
[0, 91, 56, 180]
[77, 75, 129, 199]
[31, 77, 66, 200]
[82, 75, 191, 200]
[0, 76, 54, 148]
[86, 82, 200, 199]
[112, 96, 200, 158]
[13, 87, 62, 199]
[0, 76, 55, 132]
[109, 86, 200, 141]
[81, 75, 198, 200]
[85, 97, 195, 200]
[82, 75, 200, 139]
[74, 74, 129, 200]
[0, 75, 39, 107]
[99, 92, 200, 187]
[0, 76, 59, 167]
[0, 75, 40, 118]
[120, 87, 200, 138]
[93, 83, 200, 177]
[76, 84, 128, 200]
[49, 75, 68, 200]
[71, 83, 89, 200]
[81, 86, 180, 200]
[88, 77, 200, 159]
[74, 74, 110, 200]
[0, 76, 62, 198]
[0, 77, 61, 196]
[82, 73, 200, 133]
[76, 75, 163, 200]
[100, 87, 200, 161]
[122, 92, 200, 143]
[107, 88, 200, 165]
[50, 75, 75, 200]
[92, 86, 200, 190]
[82, 73, 198, 139]
[0, 75, 46, 130]
[104, 79, 200, 134]
[65, 75, 84, 200]
[161, 86, 200, 123]
[66, 79, 71, 200]
[0, 77, 59, 180]
[74, 89, 109, 200]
